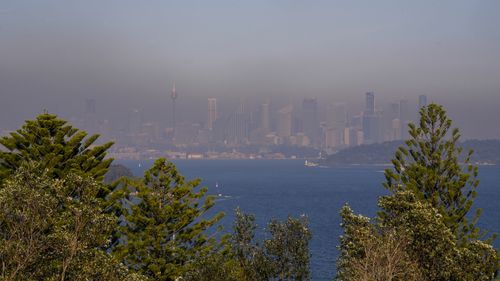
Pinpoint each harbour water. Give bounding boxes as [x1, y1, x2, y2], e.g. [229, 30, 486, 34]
[118, 159, 500, 281]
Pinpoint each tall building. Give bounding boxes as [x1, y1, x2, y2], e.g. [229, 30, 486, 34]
[325, 127, 343, 148]
[391, 118, 402, 140]
[302, 98, 319, 147]
[260, 101, 270, 132]
[207, 98, 217, 130]
[277, 105, 293, 138]
[362, 113, 381, 144]
[226, 102, 249, 145]
[418, 94, 428, 108]
[362, 92, 380, 144]
[365, 92, 375, 115]
[344, 127, 358, 147]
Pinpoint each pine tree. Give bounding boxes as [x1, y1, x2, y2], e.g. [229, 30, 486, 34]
[111, 158, 224, 281]
[383, 103, 481, 241]
[336, 104, 499, 280]
[0, 162, 139, 280]
[0, 113, 113, 186]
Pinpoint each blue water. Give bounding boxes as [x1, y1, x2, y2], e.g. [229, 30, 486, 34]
[118, 159, 500, 281]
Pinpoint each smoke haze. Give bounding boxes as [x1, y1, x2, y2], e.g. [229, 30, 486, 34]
[1, 0, 500, 139]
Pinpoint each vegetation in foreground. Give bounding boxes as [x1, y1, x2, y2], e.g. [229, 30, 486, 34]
[0, 113, 311, 281]
[0, 105, 498, 280]
[336, 104, 499, 280]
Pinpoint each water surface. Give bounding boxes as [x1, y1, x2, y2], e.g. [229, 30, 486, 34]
[119, 159, 500, 281]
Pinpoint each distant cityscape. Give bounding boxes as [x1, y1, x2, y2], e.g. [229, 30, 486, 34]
[21, 88, 429, 160]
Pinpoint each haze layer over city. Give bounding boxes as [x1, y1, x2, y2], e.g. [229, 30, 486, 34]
[2, 0, 500, 159]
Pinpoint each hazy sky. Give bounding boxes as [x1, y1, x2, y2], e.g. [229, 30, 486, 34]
[1, 0, 500, 138]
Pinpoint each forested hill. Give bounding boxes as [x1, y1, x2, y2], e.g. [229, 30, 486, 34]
[325, 139, 500, 165]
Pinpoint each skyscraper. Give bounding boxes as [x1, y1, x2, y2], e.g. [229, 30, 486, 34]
[343, 127, 358, 147]
[362, 92, 380, 144]
[419, 94, 428, 108]
[362, 113, 381, 144]
[277, 105, 293, 138]
[208, 98, 217, 130]
[260, 101, 270, 132]
[302, 98, 319, 147]
[226, 102, 249, 145]
[365, 92, 375, 115]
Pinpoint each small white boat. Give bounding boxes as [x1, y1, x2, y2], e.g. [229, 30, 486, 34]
[304, 160, 319, 167]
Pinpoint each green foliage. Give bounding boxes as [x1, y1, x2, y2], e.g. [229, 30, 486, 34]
[336, 104, 499, 280]
[265, 216, 312, 280]
[230, 208, 312, 281]
[337, 204, 424, 281]
[0, 162, 135, 280]
[111, 158, 224, 281]
[231, 209, 271, 281]
[188, 208, 312, 281]
[383, 104, 480, 241]
[337, 191, 499, 281]
[182, 238, 246, 281]
[0, 113, 113, 186]
[379, 191, 498, 280]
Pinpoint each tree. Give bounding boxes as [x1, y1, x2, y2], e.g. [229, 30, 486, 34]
[336, 104, 499, 280]
[181, 240, 246, 281]
[0, 113, 113, 185]
[0, 162, 137, 280]
[231, 208, 271, 281]
[111, 158, 224, 281]
[337, 204, 423, 281]
[383, 104, 481, 242]
[378, 191, 498, 281]
[264, 216, 312, 280]
[185, 208, 313, 281]
[337, 192, 498, 281]
[230, 208, 312, 281]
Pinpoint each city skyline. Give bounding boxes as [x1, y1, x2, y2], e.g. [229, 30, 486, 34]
[3, 90, 451, 150]
[1, 89, 499, 141]
[1, 1, 500, 140]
